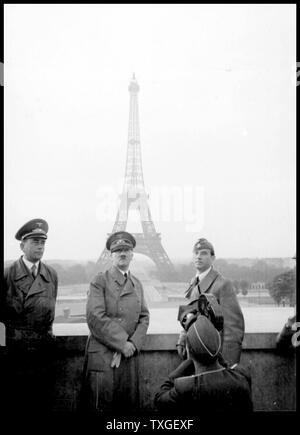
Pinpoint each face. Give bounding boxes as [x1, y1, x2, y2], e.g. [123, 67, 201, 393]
[193, 248, 214, 273]
[20, 237, 46, 262]
[111, 248, 133, 271]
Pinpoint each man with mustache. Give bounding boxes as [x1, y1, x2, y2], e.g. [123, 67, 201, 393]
[81, 231, 150, 413]
[176, 238, 245, 366]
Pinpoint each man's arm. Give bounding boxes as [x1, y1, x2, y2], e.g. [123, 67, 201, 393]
[176, 329, 187, 359]
[0, 269, 9, 323]
[154, 378, 179, 412]
[53, 270, 58, 300]
[276, 315, 297, 351]
[218, 279, 245, 345]
[154, 360, 193, 411]
[129, 284, 150, 351]
[176, 277, 198, 358]
[48, 267, 58, 334]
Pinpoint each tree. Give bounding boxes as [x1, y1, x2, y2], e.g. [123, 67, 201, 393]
[172, 259, 292, 286]
[239, 280, 249, 296]
[214, 259, 229, 275]
[240, 279, 249, 291]
[232, 279, 240, 295]
[65, 264, 88, 284]
[48, 263, 68, 285]
[176, 263, 194, 282]
[268, 269, 296, 306]
[85, 261, 97, 281]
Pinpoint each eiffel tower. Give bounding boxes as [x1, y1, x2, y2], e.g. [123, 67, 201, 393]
[97, 74, 177, 281]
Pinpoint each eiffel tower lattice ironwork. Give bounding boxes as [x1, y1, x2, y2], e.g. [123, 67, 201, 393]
[97, 74, 177, 281]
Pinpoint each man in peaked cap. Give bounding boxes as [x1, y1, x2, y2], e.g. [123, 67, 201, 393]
[154, 315, 253, 413]
[15, 218, 49, 241]
[81, 231, 149, 413]
[176, 238, 245, 367]
[1, 218, 58, 414]
[106, 230, 136, 252]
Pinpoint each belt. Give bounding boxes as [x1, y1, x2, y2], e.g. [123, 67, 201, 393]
[6, 327, 54, 345]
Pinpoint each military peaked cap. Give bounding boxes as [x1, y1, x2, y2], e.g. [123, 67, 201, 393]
[106, 231, 136, 252]
[15, 218, 49, 241]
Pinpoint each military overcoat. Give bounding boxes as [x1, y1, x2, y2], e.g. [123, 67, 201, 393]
[1, 256, 58, 414]
[1, 256, 58, 343]
[178, 267, 245, 365]
[154, 365, 253, 413]
[83, 266, 150, 412]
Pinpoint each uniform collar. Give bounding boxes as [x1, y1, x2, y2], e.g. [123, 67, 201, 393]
[185, 267, 219, 298]
[196, 266, 212, 282]
[111, 266, 133, 286]
[22, 255, 40, 272]
[14, 257, 50, 282]
[117, 267, 130, 276]
[198, 267, 219, 293]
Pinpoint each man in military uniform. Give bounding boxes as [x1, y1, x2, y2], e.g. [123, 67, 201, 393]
[176, 238, 244, 366]
[155, 315, 253, 413]
[81, 231, 150, 414]
[1, 219, 58, 414]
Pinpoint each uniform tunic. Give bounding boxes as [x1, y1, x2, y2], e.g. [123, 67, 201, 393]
[2, 257, 58, 340]
[0, 257, 58, 414]
[82, 266, 150, 413]
[179, 268, 245, 365]
[154, 365, 253, 413]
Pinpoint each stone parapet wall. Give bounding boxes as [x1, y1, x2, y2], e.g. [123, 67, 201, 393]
[50, 333, 296, 412]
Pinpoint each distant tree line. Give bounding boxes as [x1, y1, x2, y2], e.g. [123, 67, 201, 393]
[267, 268, 296, 307]
[174, 259, 291, 286]
[44, 259, 295, 307]
[174, 259, 295, 306]
[47, 261, 97, 285]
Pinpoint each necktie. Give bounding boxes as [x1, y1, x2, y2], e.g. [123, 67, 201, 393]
[31, 264, 37, 278]
[124, 272, 128, 280]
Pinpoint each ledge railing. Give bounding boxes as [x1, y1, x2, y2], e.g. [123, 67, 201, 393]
[50, 332, 296, 412]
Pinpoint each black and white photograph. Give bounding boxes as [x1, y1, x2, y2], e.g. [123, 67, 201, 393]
[1, 3, 297, 424]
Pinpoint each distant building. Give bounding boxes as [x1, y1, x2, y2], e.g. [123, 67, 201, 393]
[250, 282, 266, 290]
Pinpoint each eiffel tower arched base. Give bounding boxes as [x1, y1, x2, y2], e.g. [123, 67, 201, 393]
[96, 233, 178, 282]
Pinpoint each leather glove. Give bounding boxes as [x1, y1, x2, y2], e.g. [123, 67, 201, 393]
[111, 352, 122, 368]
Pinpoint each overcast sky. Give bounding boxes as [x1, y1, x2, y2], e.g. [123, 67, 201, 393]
[4, 4, 296, 262]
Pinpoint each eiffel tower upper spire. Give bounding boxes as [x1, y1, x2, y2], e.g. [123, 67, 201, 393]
[128, 73, 139, 93]
[125, 74, 144, 193]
